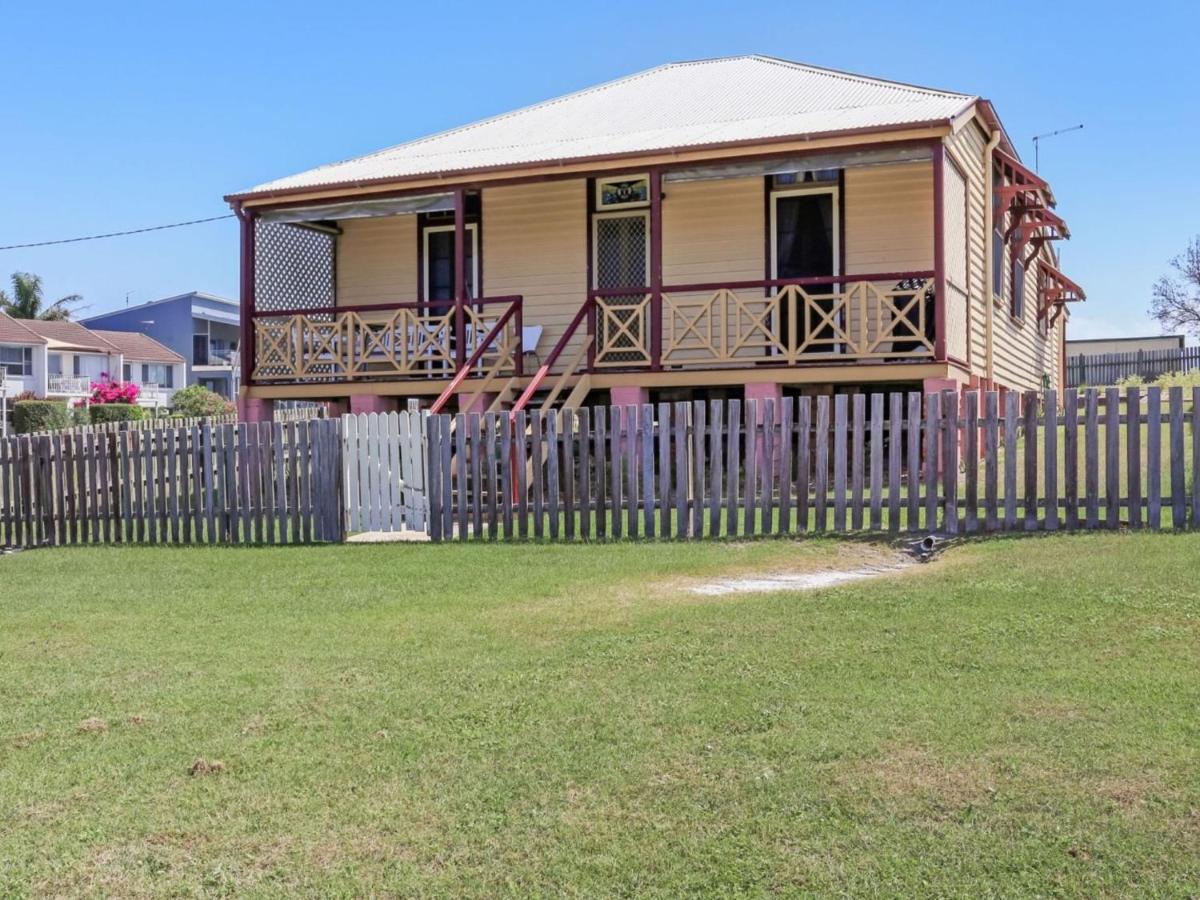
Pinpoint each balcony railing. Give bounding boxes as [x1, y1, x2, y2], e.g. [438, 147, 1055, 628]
[250, 296, 523, 384]
[589, 272, 938, 370]
[47, 375, 92, 395]
[137, 384, 174, 404]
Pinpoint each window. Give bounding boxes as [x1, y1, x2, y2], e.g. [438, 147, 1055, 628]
[595, 175, 650, 210]
[771, 183, 839, 353]
[772, 169, 838, 188]
[1011, 251, 1025, 320]
[123, 363, 132, 382]
[48, 353, 62, 376]
[141, 364, 175, 387]
[0, 345, 32, 377]
[422, 222, 478, 307]
[73, 354, 106, 379]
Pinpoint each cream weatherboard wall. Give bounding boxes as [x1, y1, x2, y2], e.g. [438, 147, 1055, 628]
[842, 162, 933, 275]
[945, 117, 989, 381]
[482, 180, 588, 366]
[335, 215, 419, 307]
[945, 114, 1064, 391]
[661, 176, 763, 365]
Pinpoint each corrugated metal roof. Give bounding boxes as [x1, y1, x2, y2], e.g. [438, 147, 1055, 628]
[235, 55, 975, 198]
[0, 313, 47, 345]
[90, 330, 184, 364]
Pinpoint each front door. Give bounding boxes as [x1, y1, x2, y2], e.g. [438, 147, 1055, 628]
[771, 184, 839, 353]
[423, 223, 477, 312]
[592, 211, 650, 364]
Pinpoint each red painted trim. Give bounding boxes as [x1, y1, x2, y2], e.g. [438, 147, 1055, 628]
[837, 168, 847, 282]
[453, 188, 467, 370]
[649, 168, 663, 371]
[931, 141, 947, 361]
[762, 175, 773, 286]
[511, 297, 594, 413]
[428, 299, 521, 414]
[250, 295, 521, 319]
[591, 271, 933, 298]
[236, 205, 256, 389]
[585, 178, 596, 371]
[225, 126, 953, 204]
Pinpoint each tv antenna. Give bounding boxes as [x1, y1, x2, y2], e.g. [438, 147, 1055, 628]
[1032, 124, 1083, 172]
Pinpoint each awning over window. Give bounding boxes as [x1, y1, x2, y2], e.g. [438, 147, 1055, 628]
[1038, 261, 1085, 325]
[663, 145, 933, 183]
[994, 148, 1068, 268]
[257, 193, 455, 225]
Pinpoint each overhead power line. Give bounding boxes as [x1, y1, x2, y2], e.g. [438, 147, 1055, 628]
[0, 214, 236, 251]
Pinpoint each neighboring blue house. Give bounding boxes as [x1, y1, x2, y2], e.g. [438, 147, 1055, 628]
[82, 291, 240, 398]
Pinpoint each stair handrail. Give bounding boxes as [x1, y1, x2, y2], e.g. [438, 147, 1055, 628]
[429, 298, 522, 414]
[510, 296, 594, 416]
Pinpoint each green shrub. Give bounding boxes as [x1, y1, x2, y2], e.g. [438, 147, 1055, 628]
[13, 400, 71, 434]
[88, 403, 145, 425]
[170, 384, 233, 418]
[1153, 370, 1200, 390]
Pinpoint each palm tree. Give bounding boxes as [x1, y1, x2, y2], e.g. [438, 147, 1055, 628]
[0, 272, 83, 320]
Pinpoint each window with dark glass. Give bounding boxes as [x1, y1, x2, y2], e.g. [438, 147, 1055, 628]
[1011, 251, 1025, 319]
[772, 186, 837, 351]
[0, 346, 32, 376]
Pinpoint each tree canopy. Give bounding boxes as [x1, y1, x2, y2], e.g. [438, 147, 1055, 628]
[1149, 237, 1200, 337]
[0, 272, 83, 320]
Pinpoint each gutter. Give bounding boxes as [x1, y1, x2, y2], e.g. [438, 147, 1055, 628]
[983, 128, 1002, 387]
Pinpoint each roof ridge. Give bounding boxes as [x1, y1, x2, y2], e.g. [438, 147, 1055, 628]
[742, 55, 972, 99]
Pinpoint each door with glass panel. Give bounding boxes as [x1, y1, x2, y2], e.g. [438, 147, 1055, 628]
[770, 179, 839, 355]
[592, 211, 650, 365]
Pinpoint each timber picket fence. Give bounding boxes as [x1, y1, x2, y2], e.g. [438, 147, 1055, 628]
[0, 419, 343, 548]
[341, 410, 428, 533]
[424, 387, 1200, 541]
[1066, 347, 1200, 388]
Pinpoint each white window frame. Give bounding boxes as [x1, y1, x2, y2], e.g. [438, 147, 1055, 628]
[594, 173, 651, 211]
[768, 183, 841, 354]
[590, 210, 651, 290]
[422, 222, 478, 300]
[768, 183, 841, 282]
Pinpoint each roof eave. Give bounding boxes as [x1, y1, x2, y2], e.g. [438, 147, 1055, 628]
[226, 118, 957, 206]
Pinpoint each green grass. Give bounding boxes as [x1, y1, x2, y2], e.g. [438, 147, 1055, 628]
[2, 535, 1199, 896]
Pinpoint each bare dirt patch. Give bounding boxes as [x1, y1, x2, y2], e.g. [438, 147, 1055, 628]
[841, 744, 997, 815]
[77, 717, 109, 734]
[188, 757, 226, 776]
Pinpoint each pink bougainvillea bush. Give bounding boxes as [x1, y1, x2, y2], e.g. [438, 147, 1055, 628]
[87, 374, 140, 405]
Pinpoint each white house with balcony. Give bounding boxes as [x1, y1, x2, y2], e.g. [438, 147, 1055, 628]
[0, 314, 48, 399]
[0, 313, 185, 413]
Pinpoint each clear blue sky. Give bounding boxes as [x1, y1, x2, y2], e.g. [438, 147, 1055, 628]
[3, 0, 1197, 339]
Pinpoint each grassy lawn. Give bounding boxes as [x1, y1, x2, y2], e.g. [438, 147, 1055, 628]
[1, 535, 1198, 896]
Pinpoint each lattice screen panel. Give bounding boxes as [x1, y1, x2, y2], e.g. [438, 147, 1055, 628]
[254, 221, 335, 314]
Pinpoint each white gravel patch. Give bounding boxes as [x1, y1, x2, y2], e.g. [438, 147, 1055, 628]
[689, 561, 912, 596]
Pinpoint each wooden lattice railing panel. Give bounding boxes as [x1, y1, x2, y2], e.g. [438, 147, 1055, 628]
[252, 299, 521, 384]
[658, 275, 936, 368]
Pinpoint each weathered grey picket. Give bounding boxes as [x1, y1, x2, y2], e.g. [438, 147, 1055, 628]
[0, 419, 342, 547]
[423, 387, 1200, 542]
